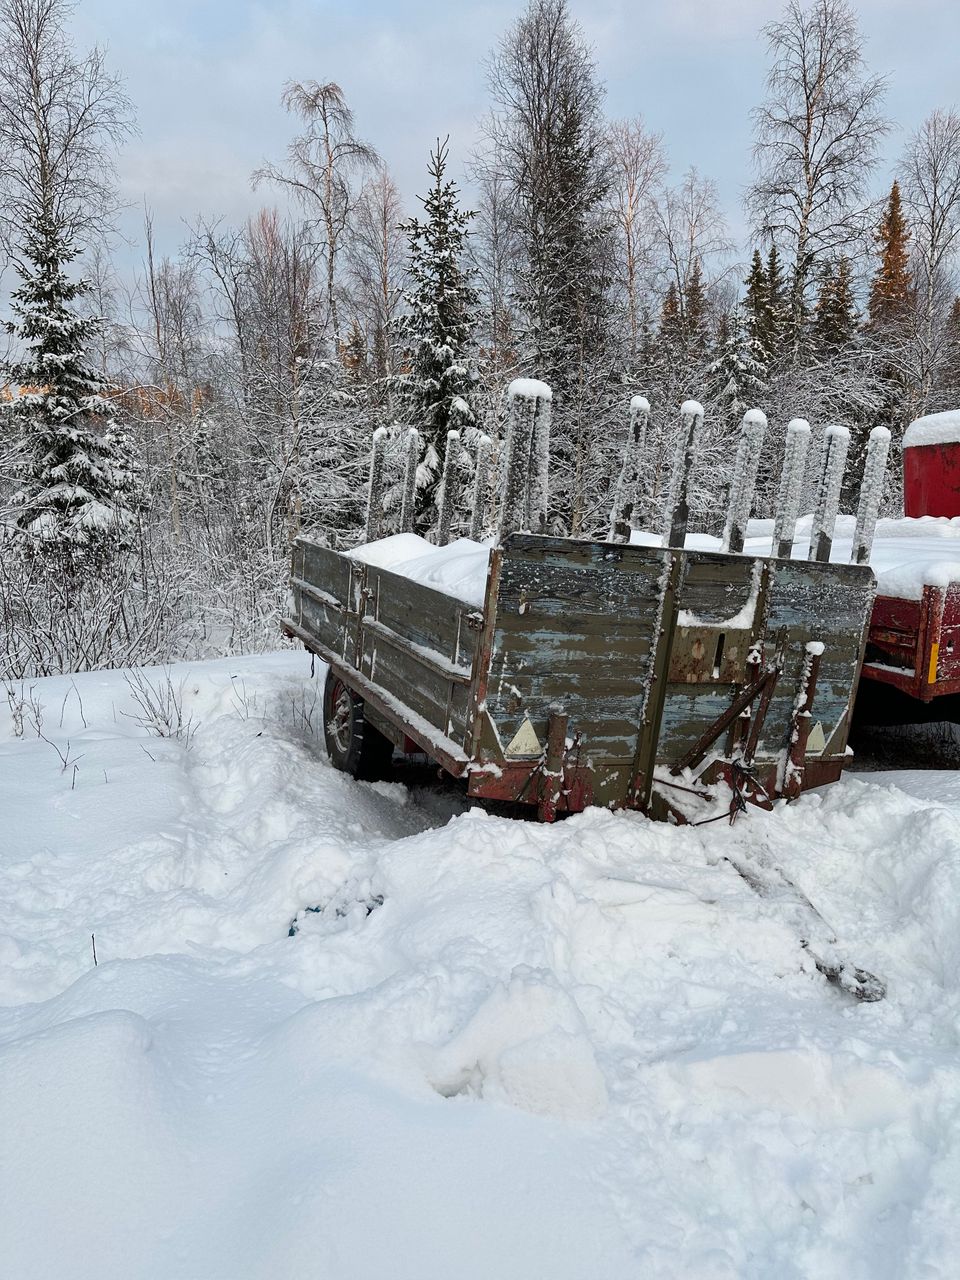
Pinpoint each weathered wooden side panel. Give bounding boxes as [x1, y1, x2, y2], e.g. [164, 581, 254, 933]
[480, 537, 669, 807]
[289, 539, 483, 758]
[356, 567, 479, 747]
[762, 560, 874, 758]
[289, 539, 357, 662]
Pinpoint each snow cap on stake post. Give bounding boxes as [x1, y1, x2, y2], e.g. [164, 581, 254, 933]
[661, 400, 704, 549]
[772, 418, 811, 559]
[609, 395, 651, 543]
[721, 408, 767, 555]
[808, 424, 851, 562]
[498, 378, 552, 543]
[851, 425, 891, 565]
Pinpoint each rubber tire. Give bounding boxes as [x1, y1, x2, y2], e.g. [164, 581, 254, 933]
[322, 669, 394, 781]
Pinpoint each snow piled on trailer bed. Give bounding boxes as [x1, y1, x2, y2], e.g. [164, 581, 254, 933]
[3, 653, 960, 1279]
[348, 532, 490, 606]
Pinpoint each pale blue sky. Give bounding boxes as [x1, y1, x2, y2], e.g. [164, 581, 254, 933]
[70, 0, 960, 271]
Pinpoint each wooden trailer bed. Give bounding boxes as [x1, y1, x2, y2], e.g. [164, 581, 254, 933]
[283, 531, 876, 822]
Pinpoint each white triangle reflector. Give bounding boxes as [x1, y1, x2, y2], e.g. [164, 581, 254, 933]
[505, 717, 542, 757]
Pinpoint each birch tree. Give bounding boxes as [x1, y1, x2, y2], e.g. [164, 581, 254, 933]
[607, 117, 667, 362]
[254, 81, 379, 348]
[345, 167, 407, 400]
[901, 110, 960, 409]
[747, 0, 888, 357]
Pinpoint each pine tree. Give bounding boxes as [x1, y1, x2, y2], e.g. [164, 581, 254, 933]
[659, 282, 683, 344]
[813, 257, 858, 353]
[706, 307, 767, 430]
[765, 244, 786, 357]
[399, 137, 477, 523]
[868, 179, 913, 328]
[683, 259, 709, 355]
[5, 219, 139, 566]
[340, 317, 369, 386]
[743, 250, 769, 360]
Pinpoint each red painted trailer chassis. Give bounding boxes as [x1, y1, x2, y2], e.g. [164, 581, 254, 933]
[859, 583, 960, 722]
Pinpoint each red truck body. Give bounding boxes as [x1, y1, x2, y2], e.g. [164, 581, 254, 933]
[859, 414, 960, 722]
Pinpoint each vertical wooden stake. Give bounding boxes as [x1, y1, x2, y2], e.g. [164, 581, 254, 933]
[721, 409, 767, 555]
[399, 426, 420, 534]
[851, 426, 891, 565]
[526, 394, 552, 534]
[498, 379, 552, 543]
[808, 425, 850, 562]
[772, 418, 811, 559]
[436, 429, 461, 546]
[662, 400, 704, 550]
[365, 426, 388, 543]
[469, 434, 493, 542]
[609, 395, 650, 543]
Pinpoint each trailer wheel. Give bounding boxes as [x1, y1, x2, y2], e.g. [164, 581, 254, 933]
[323, 670, 394, 780]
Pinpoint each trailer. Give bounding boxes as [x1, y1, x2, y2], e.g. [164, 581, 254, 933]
[282, 386, 884, 826]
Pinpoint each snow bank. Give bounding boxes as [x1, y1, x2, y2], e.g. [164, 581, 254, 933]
[903, 408, 960, 449]
[3, 657, 960, 1276]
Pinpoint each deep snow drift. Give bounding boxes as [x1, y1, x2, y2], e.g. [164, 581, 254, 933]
[2, 653, 960, 1278]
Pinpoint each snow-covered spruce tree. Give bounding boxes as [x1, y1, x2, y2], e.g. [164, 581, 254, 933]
[398, 137, 478, 530]
[5, 223, 139, 563]
[706, 309, 767, 433]
[484, 0, 614, 534]
[0, 0, 137, 569]
[812, 257, 858, 356]
[743, 245, 787, 372]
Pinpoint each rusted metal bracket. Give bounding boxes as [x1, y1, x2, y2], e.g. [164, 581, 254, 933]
[784, 647, 823, 799]
[538, 708, 569, 823]
[670, 666, 779, 777]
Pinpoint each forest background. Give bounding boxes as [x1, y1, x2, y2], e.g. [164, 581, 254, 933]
[3, 0, 959, 677]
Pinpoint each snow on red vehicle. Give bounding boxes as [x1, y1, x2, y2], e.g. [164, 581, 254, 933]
[857, 410, 960, 723]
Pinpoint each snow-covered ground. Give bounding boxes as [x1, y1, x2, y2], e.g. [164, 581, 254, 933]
[2, 653, 960, 1278]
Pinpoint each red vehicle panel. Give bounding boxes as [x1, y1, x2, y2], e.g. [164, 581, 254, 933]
[904, 441, 960, 518]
